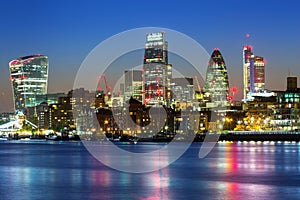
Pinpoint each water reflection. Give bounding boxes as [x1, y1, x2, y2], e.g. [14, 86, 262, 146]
[1, 141, 300, 199]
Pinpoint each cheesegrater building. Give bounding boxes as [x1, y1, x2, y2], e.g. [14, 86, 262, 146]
[9, 54, 49, 114]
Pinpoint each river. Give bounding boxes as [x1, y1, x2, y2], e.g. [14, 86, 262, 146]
[0, 140, 300, 199]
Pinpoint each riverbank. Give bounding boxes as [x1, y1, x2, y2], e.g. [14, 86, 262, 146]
[2, 132, 300, 142]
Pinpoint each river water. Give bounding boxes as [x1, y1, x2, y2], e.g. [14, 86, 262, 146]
[0, 140, 300, 200]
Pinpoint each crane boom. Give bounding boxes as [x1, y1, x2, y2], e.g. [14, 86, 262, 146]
[102, 74, 111, 94]
[195, 76, 202, 92]
[97, 76, 101, 91]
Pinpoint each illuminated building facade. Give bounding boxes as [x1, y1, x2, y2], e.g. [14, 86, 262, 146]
[9, 55, 48, 113]
[204, 48, 229, 107]
[243, 45, 252, 100]
[243, 46, 266, 100]
[253, 56, 265, 92]
[171, 77, 194, 103]
[143, 32, 172, 106]
[124, 70, 143, 102]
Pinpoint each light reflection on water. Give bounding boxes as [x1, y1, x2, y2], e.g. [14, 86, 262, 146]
[1, 141, 300, 199]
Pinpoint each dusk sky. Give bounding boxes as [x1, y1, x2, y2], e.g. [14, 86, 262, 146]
[0, 0, 299, 112]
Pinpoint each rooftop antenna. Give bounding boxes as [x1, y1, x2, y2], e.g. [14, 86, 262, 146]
[288, 68, 291, 77]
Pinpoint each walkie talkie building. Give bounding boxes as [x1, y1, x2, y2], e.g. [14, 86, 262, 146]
[9, 54, 49, 113]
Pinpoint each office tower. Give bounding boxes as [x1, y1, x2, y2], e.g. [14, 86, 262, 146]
[204, 48, 229, 107]
[243, 45, 266, 100]
[171, 77, 194, 103]
[143, 32, 172, 106]
[9, 54, 49, 113]
[287, 77, 297, 91]
[124, 70, 143, 102]
[253, 56, 265, 92]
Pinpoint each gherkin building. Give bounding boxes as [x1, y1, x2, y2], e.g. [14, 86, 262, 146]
[204, 48, 229, 107]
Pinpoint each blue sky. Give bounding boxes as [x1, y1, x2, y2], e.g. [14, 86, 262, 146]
[0, 0, 299, 112]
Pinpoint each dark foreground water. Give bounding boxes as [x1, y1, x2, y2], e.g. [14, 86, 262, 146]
[1, 140, 300, 200]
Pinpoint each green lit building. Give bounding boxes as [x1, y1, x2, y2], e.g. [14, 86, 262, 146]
[204, 48, 229, 108]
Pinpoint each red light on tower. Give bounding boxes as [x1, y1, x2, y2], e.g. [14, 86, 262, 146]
[232, 87, 237, 93]
[228, 96, 233, 101]
[263, 59, 267, 65]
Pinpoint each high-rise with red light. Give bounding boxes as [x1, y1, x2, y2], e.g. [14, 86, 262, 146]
[9, 55, 49, 113]
[143, 32, 172, 106]
[243, 45, 266, 100]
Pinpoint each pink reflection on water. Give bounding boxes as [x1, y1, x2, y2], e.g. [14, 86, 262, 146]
[213, 181, 275, 200]
[216, 143, 276, 173]
[91, 169, 111, 186]
[131, 153, 170, 200]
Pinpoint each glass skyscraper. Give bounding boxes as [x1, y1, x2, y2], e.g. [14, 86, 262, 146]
[243, 45, 266, 100]
[143, 32, 172, 106]
[253, 56, 265, 92]
[243, 45, 253, 100]
[204, 48, 229, 107]
[9, 54, 49, 113]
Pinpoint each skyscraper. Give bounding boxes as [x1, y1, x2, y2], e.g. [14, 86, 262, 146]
[243, 45, 266, 100]
[171, 77, 194, 103]
[143, 32, 172, 106]
[9, 54, 49, 113]
[243, 45, 253, 100]
[124, 70, 143, 102]
[253, 56, 265, 92]
[204, 48, 229, 107]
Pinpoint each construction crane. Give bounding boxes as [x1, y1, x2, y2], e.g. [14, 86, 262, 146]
[97, 76, 102, 92]
[96, 74, 111, 96]
[102, 74, 111, 96]
[195, 76, 203, 100]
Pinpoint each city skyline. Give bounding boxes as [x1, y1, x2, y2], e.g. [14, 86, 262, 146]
[1, 0, 300, 112]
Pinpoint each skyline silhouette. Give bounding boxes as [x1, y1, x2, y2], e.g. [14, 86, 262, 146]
[0, 0, 299, 112]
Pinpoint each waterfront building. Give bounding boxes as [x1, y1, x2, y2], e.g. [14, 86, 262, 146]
[9, 55, 49, 113]
[69, 88, 96, 134]
[143, 32, 172, 106]
[49, 96, 75, 131]
[273, 77, 300, 131]
[243, 95, 277, 131]
[36, 102, 51, 131]
[204, 48, 229, 108]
